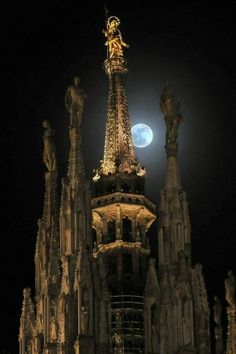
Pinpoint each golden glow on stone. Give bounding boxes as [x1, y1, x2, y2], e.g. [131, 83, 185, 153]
[93, 240, 150, 258]
[92, 196, 156, 229]
[92, 192, 156, 213]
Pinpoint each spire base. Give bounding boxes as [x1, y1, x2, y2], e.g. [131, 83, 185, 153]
[104, 57, 128, 75]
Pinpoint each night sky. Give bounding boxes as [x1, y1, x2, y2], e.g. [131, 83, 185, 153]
[1, 1, 235, 352]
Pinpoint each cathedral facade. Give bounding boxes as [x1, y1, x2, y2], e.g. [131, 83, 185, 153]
[18, 16, 235, 354]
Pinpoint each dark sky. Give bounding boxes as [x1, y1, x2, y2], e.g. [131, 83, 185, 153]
[1, 1, 236, 352]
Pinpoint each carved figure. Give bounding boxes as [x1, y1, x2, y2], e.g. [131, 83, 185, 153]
[42, 120, 57, 172]
[80, 287, 89, 334]
[65, 77, 86, 127]
[115, 310, 122, 329]
[50, 316, 57, 340]
[160, 86, 182, 147]
[92, 169, 101, 182]
[62, 259, 70, 294]
[80, 305, 88, 334]
[33, 336, 41, 352]
[103, 16, 129, 58]
[58, 297, 65, 342]
[136, 162, 146, 177]
[36, 298, 44, 332]
[214, 296, 222, 326]
[225, 270, 236, 307]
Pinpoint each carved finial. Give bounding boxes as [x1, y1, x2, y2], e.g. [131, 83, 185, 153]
[65, 77, 87, 128]
[42, 120, 57, 172]
[19, 287, 35, 338]
[23, 287, 31, 297]
[160, 86, 183, 157]
[103, 16, 129, 58]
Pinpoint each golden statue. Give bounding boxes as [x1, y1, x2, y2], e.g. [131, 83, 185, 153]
[103, 16, 129, 58]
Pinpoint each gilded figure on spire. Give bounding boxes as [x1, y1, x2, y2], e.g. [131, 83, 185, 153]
[103, 16, 129, 58]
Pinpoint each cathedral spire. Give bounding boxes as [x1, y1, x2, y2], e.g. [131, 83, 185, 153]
[98, 16, 138, 176]
[18, 15, 215, 354]
[35, 121, 59, 296]
[160, 86, 183, 192]
[158, 87, 191, 265]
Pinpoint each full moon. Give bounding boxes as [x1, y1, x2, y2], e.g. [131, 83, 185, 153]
[131, 123, 153, 148]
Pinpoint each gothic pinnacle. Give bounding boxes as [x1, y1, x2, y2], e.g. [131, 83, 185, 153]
[160, 86, 183, 192]
[158, 87, 192, 265]
[93, 16, 143, 179]
[19, 288, 35, 339]
[34, 122, 59, 297]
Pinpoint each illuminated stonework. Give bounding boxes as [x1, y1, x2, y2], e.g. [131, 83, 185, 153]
[18, 15, 222, 354]
[94, 17, 139, 178]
